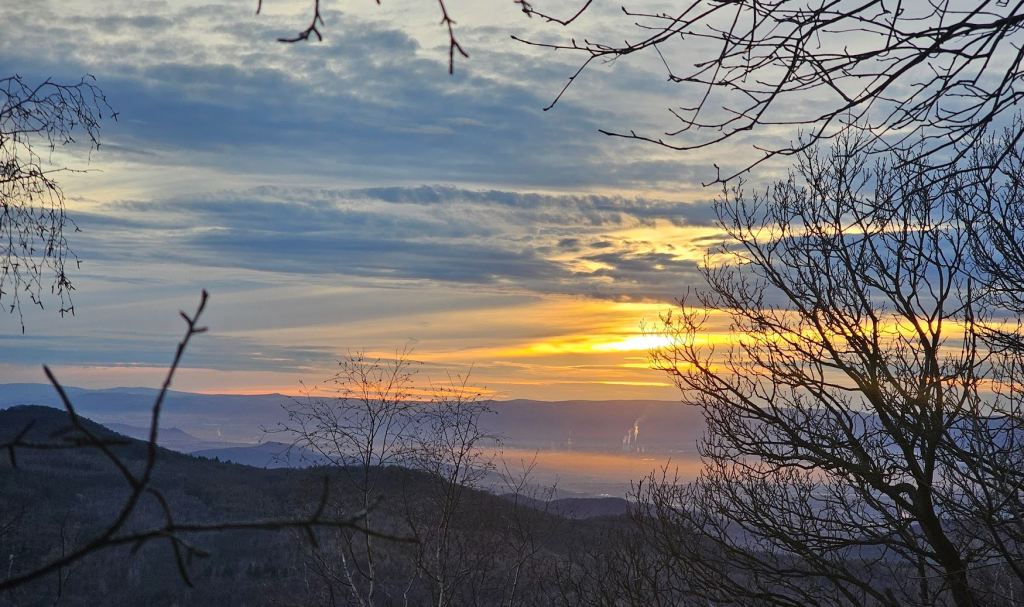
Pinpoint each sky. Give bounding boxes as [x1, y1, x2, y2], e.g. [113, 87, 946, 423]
[0, 0, 776, 399]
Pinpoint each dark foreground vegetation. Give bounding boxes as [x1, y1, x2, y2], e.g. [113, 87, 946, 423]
[7, 405, 1021, 607]
[0, 406, 645, 606]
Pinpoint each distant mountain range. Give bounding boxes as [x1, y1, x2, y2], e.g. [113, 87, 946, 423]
[0, 383, 286, 444]
[0, 384, 709, 497]
[0, 384, 706, 456]
[192, 441, 329, 468]
[102, 422, 245, 453]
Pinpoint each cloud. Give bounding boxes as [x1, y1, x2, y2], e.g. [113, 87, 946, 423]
[346, 185, 719, 226]
[0, 1, 715, 192]
[71, 184, 713, 302]
[0, 332, 333, 373]
[0, 1, 728, 397]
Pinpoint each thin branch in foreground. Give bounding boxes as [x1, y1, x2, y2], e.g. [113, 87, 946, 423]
[0, 290, 409, 593]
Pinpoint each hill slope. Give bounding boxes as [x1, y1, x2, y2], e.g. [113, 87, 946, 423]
[0, 406, 628, 607]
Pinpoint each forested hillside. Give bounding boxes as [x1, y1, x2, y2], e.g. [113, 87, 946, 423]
[0, 406, 641, 606]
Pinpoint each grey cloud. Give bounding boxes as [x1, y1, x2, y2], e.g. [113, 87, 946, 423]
[0, 333, 333, 373]
[178, 230, 565, 285]
[0, 2, 717, 191]
[74, 185, 714, 302]
[88, 15, 175, 33]
[583, 250, 703, 300]
[302, 185, 719, 227]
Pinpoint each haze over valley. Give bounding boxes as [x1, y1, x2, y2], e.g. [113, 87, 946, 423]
[0, 384, 703, 497]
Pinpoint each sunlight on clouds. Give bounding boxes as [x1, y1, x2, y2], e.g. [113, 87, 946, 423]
[596, 380, 673, 387]
[606, 223, 726, 259]
[590, 333, 676, 353]
[0, 0, 743, 400]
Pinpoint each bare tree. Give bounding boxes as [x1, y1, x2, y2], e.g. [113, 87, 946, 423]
[515, 1, 1024, 180]
[641, 133, 1024, 607]
[946, 129, 1024, 601]
[960, 122, 1024, 326]
[281, 354, 575, 606]
[402, 371, 498, 607]
[0, 74, 113, 331]
[495, 456, 565, 607]
[278, 348, 421, 605]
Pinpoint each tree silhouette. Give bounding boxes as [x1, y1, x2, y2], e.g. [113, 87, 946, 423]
[516, 1, 1024, 180]
[0, 74, 113, 331]
[278, 350, 501, 605]
[253, 2, 1024, 180]
[642, 133, 1024, 606]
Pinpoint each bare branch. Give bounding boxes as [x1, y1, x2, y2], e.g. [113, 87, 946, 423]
[0, 291, 406, 594]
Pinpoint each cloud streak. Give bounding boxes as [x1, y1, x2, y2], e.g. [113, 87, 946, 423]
[0, 1, 716, 193]
[75, 185, 716, 301]
[0, 0, 734, 399]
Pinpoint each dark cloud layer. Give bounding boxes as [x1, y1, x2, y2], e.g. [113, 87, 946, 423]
[0, 3, 714, 191]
